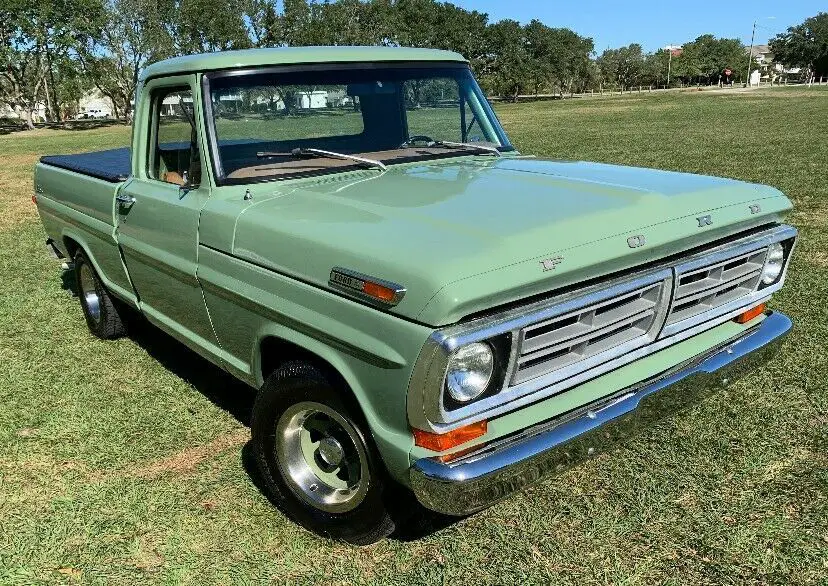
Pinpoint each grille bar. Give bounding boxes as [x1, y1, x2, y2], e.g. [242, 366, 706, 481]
[512, 283, 665, 385]
[667, 248, 766, 326]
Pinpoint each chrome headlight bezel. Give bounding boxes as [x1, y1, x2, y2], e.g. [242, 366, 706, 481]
[758, 240, 792, 288]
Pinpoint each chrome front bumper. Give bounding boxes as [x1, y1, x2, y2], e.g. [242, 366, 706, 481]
[410, 311, 792, 516]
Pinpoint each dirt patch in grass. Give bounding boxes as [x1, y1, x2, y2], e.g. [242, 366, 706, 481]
[130, 429, 248, 480]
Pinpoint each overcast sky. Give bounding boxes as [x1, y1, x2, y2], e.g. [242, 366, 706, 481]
[449, 0, 824, 52]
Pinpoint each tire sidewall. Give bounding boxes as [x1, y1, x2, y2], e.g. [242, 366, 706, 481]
[74, 252, 105, 334]
[251, 364, 393, 543]
[73, 250, 125, 339]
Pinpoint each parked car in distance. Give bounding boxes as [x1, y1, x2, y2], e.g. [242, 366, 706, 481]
[33, 47, 797, 545]
[75, 108, 110, 119]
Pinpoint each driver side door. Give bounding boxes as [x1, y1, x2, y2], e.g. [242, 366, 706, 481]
[115, 77, 220, 355]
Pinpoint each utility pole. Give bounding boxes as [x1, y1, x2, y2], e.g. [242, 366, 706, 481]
[744, 21, 756, 87]
[745, 17, 775, 87]
[667, 46, 673, 87]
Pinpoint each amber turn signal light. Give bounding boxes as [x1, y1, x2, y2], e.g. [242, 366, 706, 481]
[734, 303, 767, 324]
[413, 421, 487, 452]
[362, 280, 396, 303]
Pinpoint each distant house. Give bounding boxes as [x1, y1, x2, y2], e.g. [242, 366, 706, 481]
[0, 102, 47, 123]
[162, 93, 194, 116]
[662, 45, 683, 57]
[747, 44, 801, 82]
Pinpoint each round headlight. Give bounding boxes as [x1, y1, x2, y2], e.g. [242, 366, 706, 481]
[761, 242, 785, 285]
[445, 342, 494, 403]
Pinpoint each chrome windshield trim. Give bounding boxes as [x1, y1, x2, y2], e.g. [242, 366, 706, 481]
[407, 224, 797, 434]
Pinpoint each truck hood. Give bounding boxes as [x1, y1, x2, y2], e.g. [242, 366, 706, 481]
[230, 156, 792, 326]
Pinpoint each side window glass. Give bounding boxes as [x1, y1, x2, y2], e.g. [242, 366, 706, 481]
[150, 88, 200, 186]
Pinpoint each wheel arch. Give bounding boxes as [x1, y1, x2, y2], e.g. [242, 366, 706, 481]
[253, 327, 415, 485]
[255, 329, 362, 407]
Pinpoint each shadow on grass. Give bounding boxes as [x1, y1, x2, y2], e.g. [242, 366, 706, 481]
[124, 314, 256, 426]
[0, 119, 127, 135]
[126, 310, 462, 541]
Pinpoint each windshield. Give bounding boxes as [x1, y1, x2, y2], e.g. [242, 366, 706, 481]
[204, 63, 512, 184]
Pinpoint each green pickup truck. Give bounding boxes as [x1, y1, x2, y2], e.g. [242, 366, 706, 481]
[34, 46, 797, 544]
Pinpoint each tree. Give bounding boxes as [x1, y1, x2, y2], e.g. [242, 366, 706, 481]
[485, 19, 530, 101]
[244, 0, 280, 48]
[75, 0, 171, 120]
[597, 44, 645, 91]
[770, 12, 828, 81]
[0, 0, 102, 125]
[642, 50, 670, 87]
[674, 35, 745, 85]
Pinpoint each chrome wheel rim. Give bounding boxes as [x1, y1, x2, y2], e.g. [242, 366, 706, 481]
[275, 401, 370, 514]
[78, 263, 101, 324]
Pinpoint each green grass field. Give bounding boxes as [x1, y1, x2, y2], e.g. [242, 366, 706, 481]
[1, 87, 827, 585]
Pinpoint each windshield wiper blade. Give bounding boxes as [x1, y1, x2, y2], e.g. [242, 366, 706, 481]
[431, 141, 502, 157]
[257, 148, 387, 171]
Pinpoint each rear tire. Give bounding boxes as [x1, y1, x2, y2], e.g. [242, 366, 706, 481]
[251, 361, 397, 545]
[74, 250, 126, 339]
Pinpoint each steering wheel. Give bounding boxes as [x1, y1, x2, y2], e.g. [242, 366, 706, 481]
[399, 135, 436, 148]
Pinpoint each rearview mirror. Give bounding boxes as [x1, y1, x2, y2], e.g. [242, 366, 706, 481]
[346, 81, 397, 97]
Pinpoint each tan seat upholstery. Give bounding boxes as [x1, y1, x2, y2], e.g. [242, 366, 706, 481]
[163, 171, 185, 185]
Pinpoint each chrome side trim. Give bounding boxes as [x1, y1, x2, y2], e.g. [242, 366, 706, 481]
[410, 311, 792, 516]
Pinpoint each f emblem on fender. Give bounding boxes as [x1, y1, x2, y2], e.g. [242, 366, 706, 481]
[697, 215, 713, 227]
[627, 235, 646, 248]
[540, 256, 563, 271]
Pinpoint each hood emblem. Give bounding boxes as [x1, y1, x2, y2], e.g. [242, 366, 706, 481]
[627, 235, 646, 248]
[749, 204, 761, 214]
[540, 256, 563, 271]
[697, 215, 713, 227]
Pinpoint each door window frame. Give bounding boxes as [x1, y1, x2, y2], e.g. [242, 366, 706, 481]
[134, 75, 210, 189]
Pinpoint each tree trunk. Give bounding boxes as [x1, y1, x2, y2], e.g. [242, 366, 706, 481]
[24, 108, 35, 130]
[43, 77, 55, 122]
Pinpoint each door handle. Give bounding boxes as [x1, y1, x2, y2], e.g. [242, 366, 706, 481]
[116, 193, 136, 206]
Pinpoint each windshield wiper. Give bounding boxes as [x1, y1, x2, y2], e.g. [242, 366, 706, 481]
[399, 136, 501, 157]
[257, 148, 387, 171]
[431, 141, 502, 157]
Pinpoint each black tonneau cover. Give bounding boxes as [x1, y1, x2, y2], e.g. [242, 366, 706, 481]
[40, 148, 131, 183]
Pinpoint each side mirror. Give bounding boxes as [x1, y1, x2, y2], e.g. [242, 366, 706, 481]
[179, 170, 198, 192]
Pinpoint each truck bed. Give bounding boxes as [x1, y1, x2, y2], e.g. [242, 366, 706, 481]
[40, 147, 130, 183]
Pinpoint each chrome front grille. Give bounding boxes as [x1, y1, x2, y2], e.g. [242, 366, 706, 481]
[407, 224, 795, 432]
[513, 282, 665, 385]
[666, 248, 766, 326]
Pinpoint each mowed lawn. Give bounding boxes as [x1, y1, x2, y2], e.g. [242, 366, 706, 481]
[1, 87, 827, 585]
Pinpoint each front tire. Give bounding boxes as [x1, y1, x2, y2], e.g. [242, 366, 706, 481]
[251, 362, 396, 545]
[74, 250, 126, 339]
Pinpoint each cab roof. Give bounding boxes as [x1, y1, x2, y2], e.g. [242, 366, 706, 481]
[140, 46, 468, 81]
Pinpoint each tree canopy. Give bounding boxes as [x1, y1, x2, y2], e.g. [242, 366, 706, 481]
[771, 12, 828, 79]
[1, 0, 822, 127]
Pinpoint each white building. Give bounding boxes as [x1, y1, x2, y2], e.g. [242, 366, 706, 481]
[0, 102, 47, 122]
[295, 90, 328, 109]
